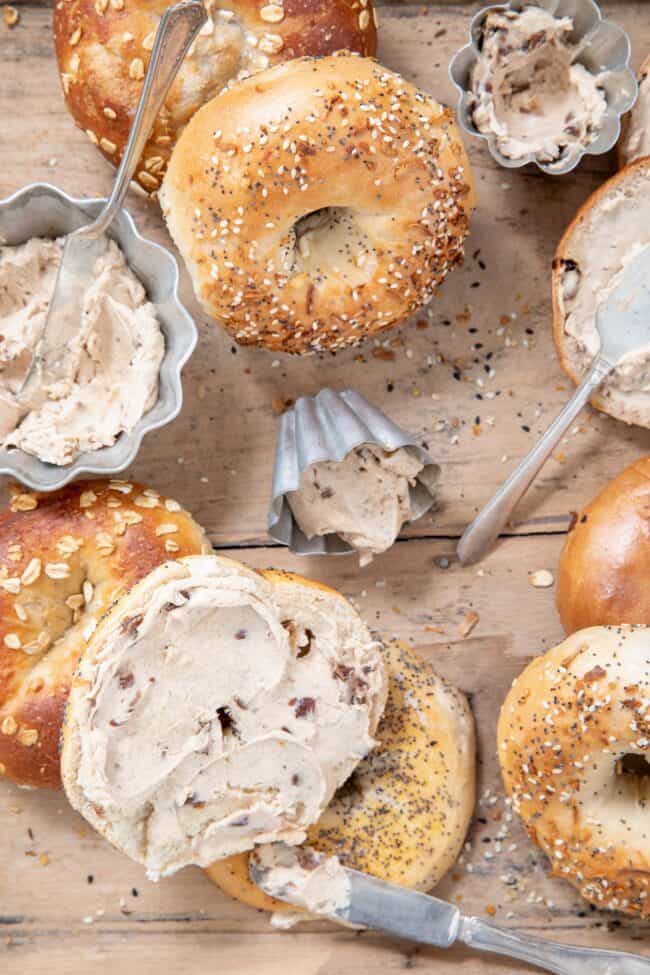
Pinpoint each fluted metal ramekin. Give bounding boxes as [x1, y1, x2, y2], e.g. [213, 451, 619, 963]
[450, 0, 638, 175]
[0, 183, 196, 491]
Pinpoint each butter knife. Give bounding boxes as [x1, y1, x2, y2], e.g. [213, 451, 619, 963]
[251, 855, 650, 974]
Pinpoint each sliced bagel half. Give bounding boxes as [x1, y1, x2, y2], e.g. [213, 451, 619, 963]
[205, 640, 476, 913]
[552, 157, 650, 429]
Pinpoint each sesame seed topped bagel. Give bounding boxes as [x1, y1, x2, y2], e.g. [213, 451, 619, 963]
[206, 641, 476, 912]
[0, 480, 209, 789]
[160, 55, 476, 354]
[498, 626, 650, 917]
[54, 0, 377, 197]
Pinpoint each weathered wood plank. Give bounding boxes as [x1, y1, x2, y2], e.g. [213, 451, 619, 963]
[1, 5, 650, 547]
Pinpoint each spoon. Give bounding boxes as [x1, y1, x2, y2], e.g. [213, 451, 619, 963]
[19, 0, 207, 402]
[457, 245, 650, 565]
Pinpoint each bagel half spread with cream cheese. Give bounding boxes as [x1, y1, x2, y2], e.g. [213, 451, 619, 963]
[206, 641, 476, 914]
[552, 158, 650, 428]
[160, 54, 475, 353]
[61, 558, 386, 878]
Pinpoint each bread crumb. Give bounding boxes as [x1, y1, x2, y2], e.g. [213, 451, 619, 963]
[458, 611, 479, 637]
[529, 569, 554, 589]
[3, 5, 19, 27]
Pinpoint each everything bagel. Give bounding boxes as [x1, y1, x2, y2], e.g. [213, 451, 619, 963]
[161, 54, 476, 353]
[498, 626, 650, 917]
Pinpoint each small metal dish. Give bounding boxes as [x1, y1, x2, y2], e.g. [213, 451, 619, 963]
[0, 183, 196, 491]
[449, 0, 638, 175]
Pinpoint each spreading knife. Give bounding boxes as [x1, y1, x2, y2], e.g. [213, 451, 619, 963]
[250, 850, 650, 975]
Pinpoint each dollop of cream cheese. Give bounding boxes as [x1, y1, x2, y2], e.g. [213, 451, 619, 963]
[252, 843, 351, 919]
[68, 556, 386, 878]
[469, 6, 607, 164]
[286, 444, 427, 566]
[0, 237, 164, 465]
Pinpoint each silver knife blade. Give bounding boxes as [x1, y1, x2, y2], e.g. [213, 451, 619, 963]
[339, 868, 461, 948]
[249, 846, 460, 948]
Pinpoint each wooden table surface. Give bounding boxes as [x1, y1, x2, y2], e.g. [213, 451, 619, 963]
[2, 2, 650, 972]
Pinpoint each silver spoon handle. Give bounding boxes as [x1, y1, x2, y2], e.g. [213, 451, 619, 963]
[87, 0, 206, 236]
[460, 916, 650, 975]
[456, 354, 613, 566]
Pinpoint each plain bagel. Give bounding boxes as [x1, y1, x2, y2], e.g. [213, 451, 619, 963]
[499, 625, 650, 917]
[206, 640, 476, 913]
[54, 0, 377, 197]
[557, 456, 650, 634]
[551, 157, 650, 428]
[160, 54, 476, 354]
[0, 480, 209, 789]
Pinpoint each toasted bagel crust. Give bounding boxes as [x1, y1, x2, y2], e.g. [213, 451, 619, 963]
[54, 0, 377, 197]
[0, 481, 208, 788]
[557, 456, 650, 633]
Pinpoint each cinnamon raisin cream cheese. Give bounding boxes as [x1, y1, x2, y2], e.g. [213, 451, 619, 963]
[251, 844, 351, 919]
[469, 6, 607, 164]
[620, 56, 650, 167]
[61, 557, 386, 878]
[286, 445, 430, 565]
[0, 237, 163, 465]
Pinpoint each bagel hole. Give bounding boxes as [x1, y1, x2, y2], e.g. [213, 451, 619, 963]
[289, 207, 373, 278]
[616, 754, 650, 779]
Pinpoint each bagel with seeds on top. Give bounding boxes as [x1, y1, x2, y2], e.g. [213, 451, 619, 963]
[206, 640, 476, 912]
[557, 456, 650, 634]
[0, 480, 209, 789]
[498, 625, 650, 918]
[552, 158, 650, 428]
[54, 0, 377, 197]
[160, 54, 476, 354]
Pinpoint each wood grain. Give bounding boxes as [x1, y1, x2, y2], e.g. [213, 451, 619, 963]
[1, 4, 650, 974]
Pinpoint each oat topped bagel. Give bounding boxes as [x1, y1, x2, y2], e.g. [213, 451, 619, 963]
[499, 626, 650, 917]
[160, 54, 475, 353]
[54, 0, 377, 196]
[0, 480, 208, 788]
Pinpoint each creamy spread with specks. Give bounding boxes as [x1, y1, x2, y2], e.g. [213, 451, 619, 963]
[69, 557, 385, 878]
[0, 237, 164, 465]
[556, 165, 650, 426]
[287, 445, 428, 566]
[252, 844, 351, 918]
[620, 57, 650, 166]
[469, 6, 607, 164]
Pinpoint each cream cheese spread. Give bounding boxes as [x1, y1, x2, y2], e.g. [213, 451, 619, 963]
[556, 164, 650, 426]
[286, 444, 427, 566]
[620, 57, 650, 166]
[252, 843, 351, 918]
[0, 236, 164, 465]
[67, 556, 386, 878]
[469, 6, 607, 164]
